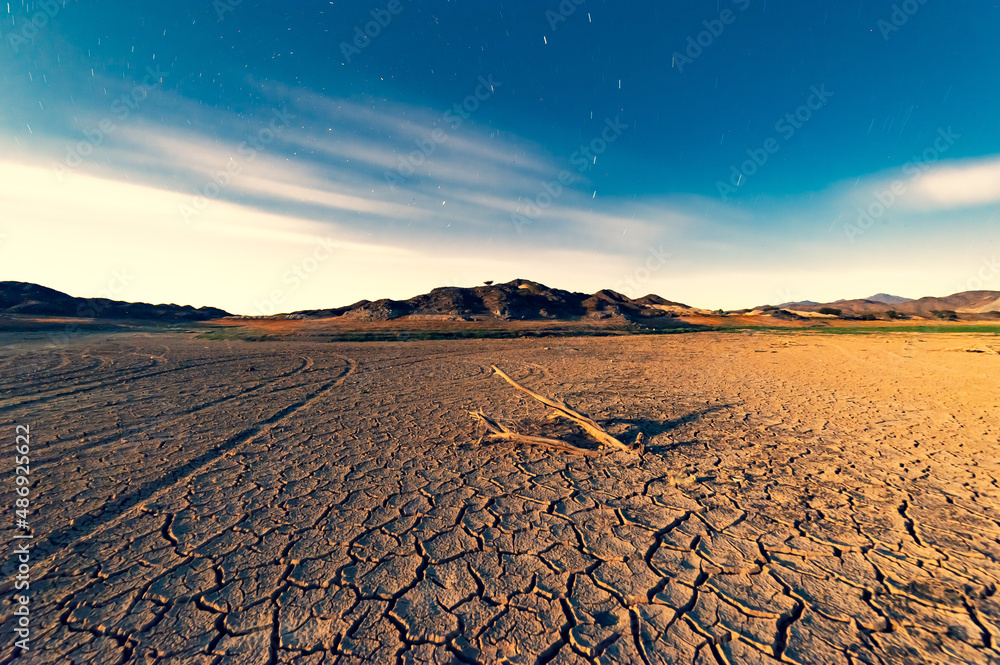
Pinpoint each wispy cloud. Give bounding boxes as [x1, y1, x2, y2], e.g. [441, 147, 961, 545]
[12, 79, 692, 257]
[4, 69, 998, 312]
[907, 156, 1000, 210]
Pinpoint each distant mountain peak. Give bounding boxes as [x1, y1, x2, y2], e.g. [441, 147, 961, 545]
[778, 300, 820, 308]
[776, 290, 1000, 320]
[865, 293, 913, 305]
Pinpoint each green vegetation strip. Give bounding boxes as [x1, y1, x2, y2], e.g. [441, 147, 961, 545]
[192, 322, 1000, 343]
[717, 325, 1000, 335]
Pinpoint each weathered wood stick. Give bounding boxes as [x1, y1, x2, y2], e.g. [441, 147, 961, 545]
[468, 410, 598, 457]
[489, 365, 633, 454]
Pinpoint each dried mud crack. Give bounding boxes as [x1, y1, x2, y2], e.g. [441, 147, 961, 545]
[1, 331, 998, 664]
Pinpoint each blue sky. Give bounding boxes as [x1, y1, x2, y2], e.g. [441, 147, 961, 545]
[1, 0, 998, 313]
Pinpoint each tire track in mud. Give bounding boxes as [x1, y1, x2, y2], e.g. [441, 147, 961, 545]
[0, 340, 172, 389]
[18, 354, 358, 584]
[21, 352, 311, 420]
[0, 354, 276, 413]
[22, 353, 313, 425]
[0, 352, 107, 392]
[26, 355, 321, 470]
[3, 334, 1000, 662]
[344, 348, 494, 392]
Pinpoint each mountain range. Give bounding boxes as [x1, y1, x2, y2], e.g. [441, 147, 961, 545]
[780, 293, 914, 308]
[284, 279, 700, 322]
[0, 281, 229, 321]
[777, 291, 1000, 319]
[855, 293, 915, 306]
[2, 280, 998, 323]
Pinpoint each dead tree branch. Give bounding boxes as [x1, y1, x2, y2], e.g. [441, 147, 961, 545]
[489, 365, 633, 454]
[468, 410, 598, 457]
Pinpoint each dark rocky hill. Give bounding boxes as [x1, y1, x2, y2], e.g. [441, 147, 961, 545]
[0, 281, 230, 321]
[286, 279, 699, 322]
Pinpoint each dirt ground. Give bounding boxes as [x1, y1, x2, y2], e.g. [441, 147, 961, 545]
[1, 330, 999, 664]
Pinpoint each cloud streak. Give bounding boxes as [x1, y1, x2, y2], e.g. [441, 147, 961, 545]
[2, 70, 999, 312]
[907, 156, 1000, 210]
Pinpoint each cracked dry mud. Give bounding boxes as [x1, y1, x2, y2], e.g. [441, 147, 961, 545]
[1, 331, 999, 664]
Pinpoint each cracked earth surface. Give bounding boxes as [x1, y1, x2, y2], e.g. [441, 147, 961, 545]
[1, 331, 999, 664]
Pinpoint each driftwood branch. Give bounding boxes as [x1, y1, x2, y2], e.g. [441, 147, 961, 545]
[490, 365, 633, 454]
[468, 410, 598, 457]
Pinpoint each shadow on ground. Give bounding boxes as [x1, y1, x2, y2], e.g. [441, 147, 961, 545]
[607, 404, 737, 452]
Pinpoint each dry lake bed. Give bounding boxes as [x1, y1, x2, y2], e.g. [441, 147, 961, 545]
[2, 330, 999, 664]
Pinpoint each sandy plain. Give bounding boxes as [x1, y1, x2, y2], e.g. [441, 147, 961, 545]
[1, 329, 999, 664]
